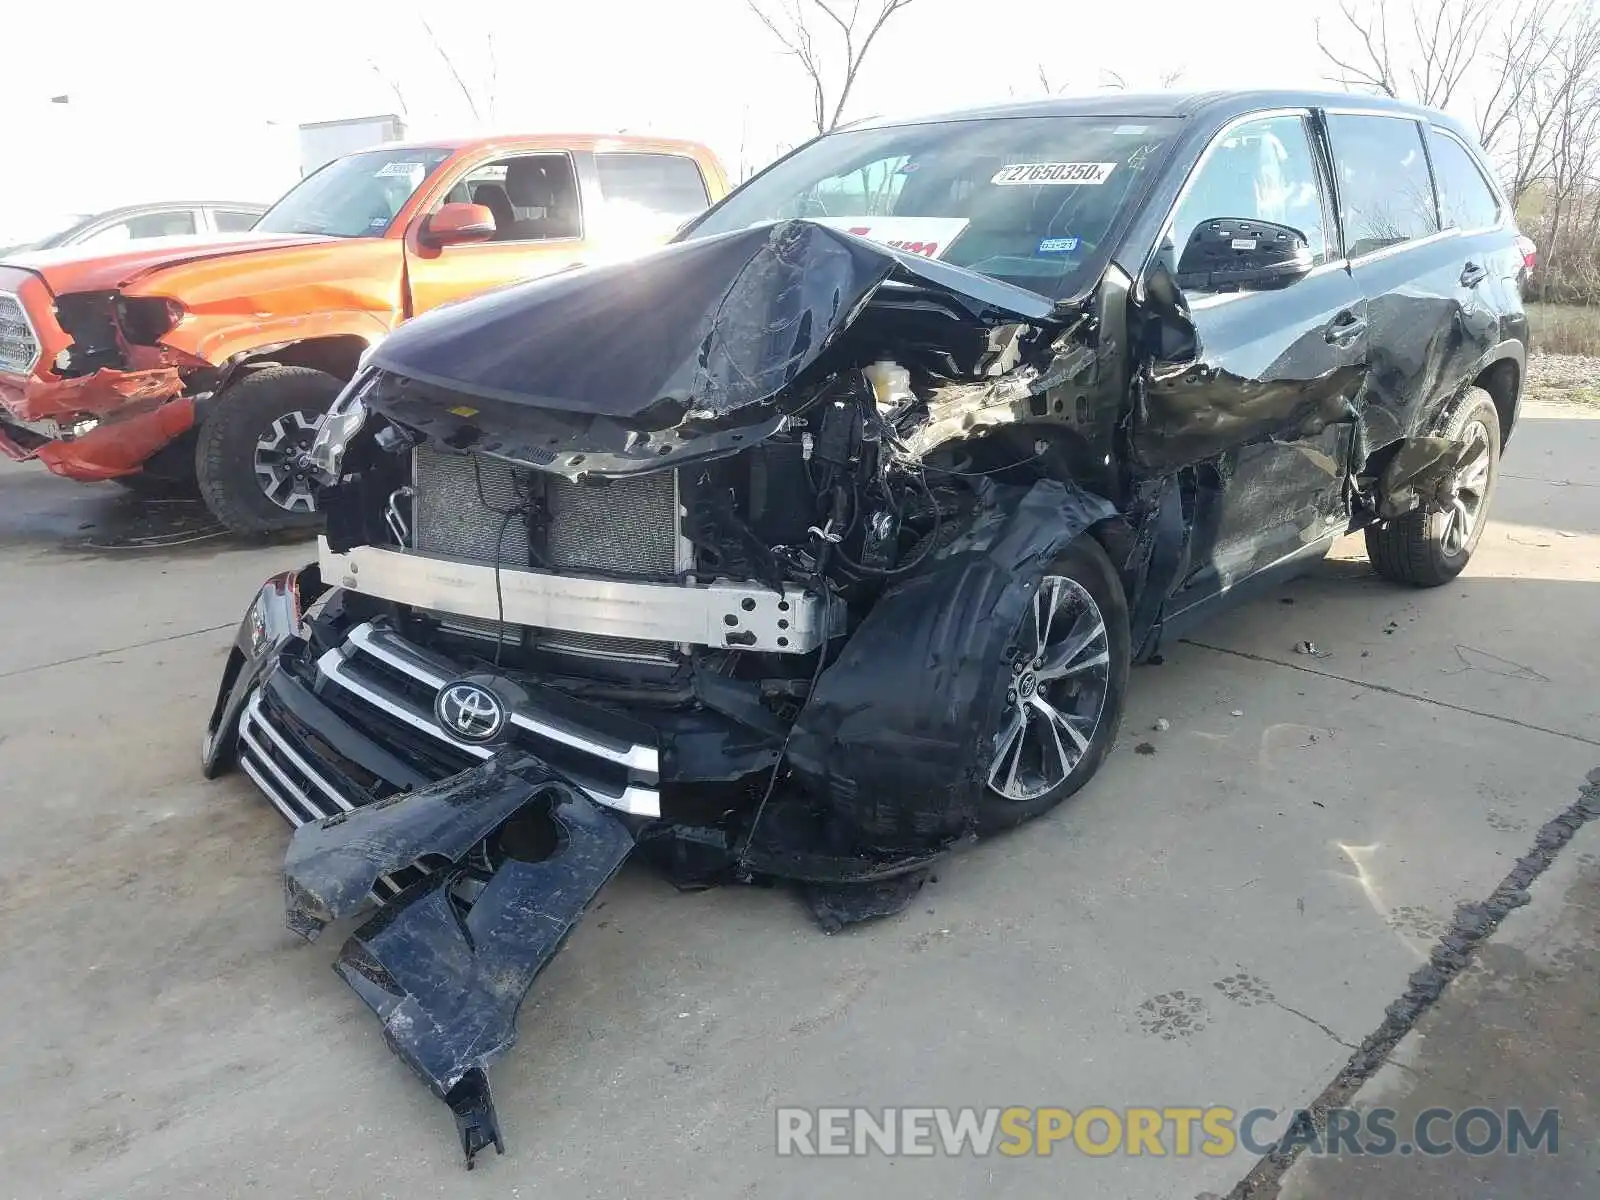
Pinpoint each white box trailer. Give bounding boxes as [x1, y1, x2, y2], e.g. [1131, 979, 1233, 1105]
[297, 115, 408, 177]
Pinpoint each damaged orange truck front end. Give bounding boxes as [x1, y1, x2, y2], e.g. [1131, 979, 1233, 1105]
[0, 133, 730, 530]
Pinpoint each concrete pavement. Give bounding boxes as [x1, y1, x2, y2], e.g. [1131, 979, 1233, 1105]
[1, 398, 1595, 1199]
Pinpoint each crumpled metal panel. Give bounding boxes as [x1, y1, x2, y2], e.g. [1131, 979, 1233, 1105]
[365, 219, 1054, 425]
[786, 478, 1118, 850]
[281, 754, 634, 1167]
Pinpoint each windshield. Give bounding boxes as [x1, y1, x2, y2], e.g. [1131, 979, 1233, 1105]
[687, 116, 1179, 298]
[255, 148, 451, 238]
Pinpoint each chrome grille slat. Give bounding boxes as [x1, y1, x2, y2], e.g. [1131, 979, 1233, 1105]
[309, 621, 661, 815]
[0, 292, 41, 375]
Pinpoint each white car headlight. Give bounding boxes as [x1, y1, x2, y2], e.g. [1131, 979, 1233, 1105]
[307, 372, 375, 482]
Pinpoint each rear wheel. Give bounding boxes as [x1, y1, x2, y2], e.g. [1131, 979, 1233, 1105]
[1365, 387, 1501, 587]
[195, 365, 343, 535]
[976, 535, 1130, 834]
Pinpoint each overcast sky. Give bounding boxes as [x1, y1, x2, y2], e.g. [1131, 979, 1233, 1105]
[0, 0, 1485, 239]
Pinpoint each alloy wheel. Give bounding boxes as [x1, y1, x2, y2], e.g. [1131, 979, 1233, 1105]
[1440, 418, 1493, 556]
[986, 574, 1113, 802]
[253, 411, 321, 513]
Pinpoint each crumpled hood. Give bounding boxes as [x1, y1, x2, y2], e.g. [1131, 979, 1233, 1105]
[0, 232, 336, 295]
[366, 219, 1057, 429]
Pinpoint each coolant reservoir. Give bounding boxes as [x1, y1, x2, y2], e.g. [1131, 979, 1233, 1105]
[863, 360, 914, 414]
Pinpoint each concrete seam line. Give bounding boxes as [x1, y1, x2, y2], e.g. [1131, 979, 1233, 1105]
[0, 622, 236, 680]
[1226, 772, 1600, 1199]
[1182, 639, 1600, 749]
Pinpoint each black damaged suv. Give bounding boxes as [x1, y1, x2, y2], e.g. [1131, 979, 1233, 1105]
[204, 92, 1530, 1164]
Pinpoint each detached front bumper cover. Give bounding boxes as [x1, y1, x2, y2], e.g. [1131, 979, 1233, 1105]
[283, 753, 634, 1167]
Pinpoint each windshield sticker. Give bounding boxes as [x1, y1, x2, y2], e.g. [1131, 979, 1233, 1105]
[374, 161, 425, 178]
[1037, 236, 1081, 254]
[809, 215, 970, 259]
[991, 162, 1117, 186]
[1113, 125, 1150, 135]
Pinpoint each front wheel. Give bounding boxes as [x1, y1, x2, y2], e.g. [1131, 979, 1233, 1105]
[1365, 386, 1501, 587]
[195, 365, 344, 535]
[976, 535, 1130, 835]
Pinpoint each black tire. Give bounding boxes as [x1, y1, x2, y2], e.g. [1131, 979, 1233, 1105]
[195, 365, 343, 535]
[1365, 387, 1501, 587]
[975, 535, 1131, 835]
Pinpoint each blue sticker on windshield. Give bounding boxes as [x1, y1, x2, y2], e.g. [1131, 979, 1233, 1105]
[1037, 236, 1081, 253]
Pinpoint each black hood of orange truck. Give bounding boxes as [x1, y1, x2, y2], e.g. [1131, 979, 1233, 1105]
[366, 219, 1056, 430]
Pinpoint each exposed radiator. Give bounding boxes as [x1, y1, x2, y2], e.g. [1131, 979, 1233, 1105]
[413, 444, 532, 565]
[409, 444, 682, 663]
[542, 470, 680, 578]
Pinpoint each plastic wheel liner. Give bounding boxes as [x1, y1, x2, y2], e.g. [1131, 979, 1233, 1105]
[282, 753, 633, 1168]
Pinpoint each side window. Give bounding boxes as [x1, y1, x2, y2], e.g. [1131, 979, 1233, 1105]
[126, 210, 198, 238]
[595, 153, 711, 223]
[76, 221, 136, 248]
[78, 211, 197, 246]
[442, 154, 583, 242]
[213, 209, 260, 232]
[1169, 114, 1330, 274]
[1428, 130, 1502, 231]
[1325, 114, 1439, 256]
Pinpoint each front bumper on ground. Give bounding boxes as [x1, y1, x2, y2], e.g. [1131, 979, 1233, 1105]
[205, 567, 948, 1169]
[0, 369, 192, 480]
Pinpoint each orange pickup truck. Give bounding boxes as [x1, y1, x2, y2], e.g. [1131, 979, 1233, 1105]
[0, 134, 728, 532]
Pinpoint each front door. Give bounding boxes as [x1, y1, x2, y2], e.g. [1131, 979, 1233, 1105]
[403, 151, 591, 317]
[1132, 111, 1368, 604]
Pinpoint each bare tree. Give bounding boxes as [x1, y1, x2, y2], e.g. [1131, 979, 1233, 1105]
[1316, 0, 1600, 301]
[746, 0, 923, 135]
[1316, 0, 1498, 108]
[420, 17, 499, 123]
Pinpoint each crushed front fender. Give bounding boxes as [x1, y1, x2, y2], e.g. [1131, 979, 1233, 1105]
[282, 754, 634, 1168]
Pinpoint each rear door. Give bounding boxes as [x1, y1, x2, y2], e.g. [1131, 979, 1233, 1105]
[1322, 111, 1496, 448]
[1134, 110, 1369, 600]
[403, 150, 591, 315]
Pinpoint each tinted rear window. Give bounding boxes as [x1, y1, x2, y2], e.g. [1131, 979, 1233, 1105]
[1325, 114, 1439, 256]
[1428, 130, 1502, 231]
[687, 116, 1180, 299]
[596, 153, 710, 220]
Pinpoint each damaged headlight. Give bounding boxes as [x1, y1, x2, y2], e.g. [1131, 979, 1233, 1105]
[307, 370, 375, 483]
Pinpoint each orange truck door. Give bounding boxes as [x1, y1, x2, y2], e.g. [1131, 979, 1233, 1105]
[402, 150, 591, 315]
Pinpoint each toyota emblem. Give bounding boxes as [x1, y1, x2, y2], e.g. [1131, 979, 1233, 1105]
[435, 680, 508, 743]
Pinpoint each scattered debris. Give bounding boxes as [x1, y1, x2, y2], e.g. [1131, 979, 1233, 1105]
[1279, 597, 1296, 605]
[1153, 717, 1171, 732]
[1135, 742, 1157, 756]
[1230, 709, 1244, 717]
[1293, 640, 1331, 658]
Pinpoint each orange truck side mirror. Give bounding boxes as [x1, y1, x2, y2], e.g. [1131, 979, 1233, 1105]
[422, 202, 497, 249]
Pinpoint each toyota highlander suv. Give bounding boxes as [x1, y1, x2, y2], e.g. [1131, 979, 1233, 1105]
[201, 92, 1530, 1164]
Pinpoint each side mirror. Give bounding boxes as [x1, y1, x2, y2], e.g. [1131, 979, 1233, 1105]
[1176, 218, 1313, 292]
[421, 202, 497, 249]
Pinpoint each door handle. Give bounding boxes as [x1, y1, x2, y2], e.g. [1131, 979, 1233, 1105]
[1460, 261, 1488, 287]
[1324, 311, 1367, 344]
